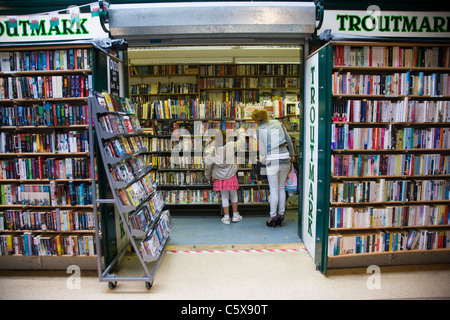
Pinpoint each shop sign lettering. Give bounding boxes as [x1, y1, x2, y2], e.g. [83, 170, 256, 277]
[0, 13, 108, 43]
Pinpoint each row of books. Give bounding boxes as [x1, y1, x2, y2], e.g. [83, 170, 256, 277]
[152, 99, 227, 120]
[333, 45, 450, 68]
[141, 210, 172, 259]
[0, 182, 92, 206]
[191, 119, 222, 135]
[0, 75, 91, 100]
[98, 113, 142, 136]
[156, 170, 208, 186]
[151, 99, 200, 120]
[199, 77, 299, 89]
[408, 229, 450, 250]
[237, 171, 267, 185]
[200, 90, 262, 104]
[330, 179, 450, 203]
[110, 159, 150, 186]
[328, 230, 406, 256]
[130, 64, 198, 76]
[328, 228, 450, 256]
[199, 64, 300, 77]
[117, 173, 156, 208]
[163, 189, 219, 204]
[103, 135, 147, 159]
[147, 137, 173, 152]
[237, 188, 270, 204]
[329, 205, 449, 229]
[151, 155, 255, 171]
[0, 103, 89, 127]
[161, 188, 270, 204]
[128, 192, 164, 234]
[155, 155, 204, 170]
[331, 126, 450, 150]
[0, 131, 89, 154]
[0, 157, 91, 180]
[0, 233, 95, 256]
[95, 91, 135, 114]
[131, 83, 198, 95]
[223, 121, 258, 137]
[0, 49, 93, 72]
[332, 71, 450, 97]
[331, 154, 450, 177]
[147, 118, 219, 137]
[0, 209, 95, 232]
[150, 99, 286, 121]
[147, 136, 215, 153]
[136, 98, 295, 121]
[332, 99, 450, 123]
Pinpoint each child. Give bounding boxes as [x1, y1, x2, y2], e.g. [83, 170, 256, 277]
[204, 127, 246, 225]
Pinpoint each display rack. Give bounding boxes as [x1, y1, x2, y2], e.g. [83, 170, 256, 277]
[89, 92, 171, 290]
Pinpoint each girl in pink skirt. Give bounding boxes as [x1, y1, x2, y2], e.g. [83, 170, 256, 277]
[205, 127, 246, 225]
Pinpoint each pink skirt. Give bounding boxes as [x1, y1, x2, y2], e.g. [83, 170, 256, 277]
[213, 175, 239, 191]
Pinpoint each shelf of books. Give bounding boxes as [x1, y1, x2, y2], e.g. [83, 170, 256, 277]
[137, 101, 292, 213]
[130, 62, 300, 213]
[305, 41, 450, 273]
[90, 91, 171, 290]
[0, 44, 100, 270]
[129, 63, 300, 105]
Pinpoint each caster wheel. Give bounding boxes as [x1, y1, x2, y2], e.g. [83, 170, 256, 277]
[108, 281, 118, 290]
[145, 282, 153, 290]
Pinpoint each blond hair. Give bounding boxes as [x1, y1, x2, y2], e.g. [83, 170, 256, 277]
[250, 109, 269, 123]
[214, 129, 227, 146]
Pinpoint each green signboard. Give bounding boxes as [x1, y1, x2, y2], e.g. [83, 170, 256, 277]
[302, 44, 332, 274]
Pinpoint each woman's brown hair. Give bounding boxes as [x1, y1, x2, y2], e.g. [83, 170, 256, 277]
[250, 109, 269, 123]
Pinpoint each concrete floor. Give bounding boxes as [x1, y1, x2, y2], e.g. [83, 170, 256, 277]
[1, 209, 450, 300]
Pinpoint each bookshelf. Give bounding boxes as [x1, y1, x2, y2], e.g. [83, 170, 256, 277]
[304, 41, 450, 273]
[129, 63, 300, 105]
[145, 117, 270, 212]
[129, 62, 300, 213]
[90, 91, 171, 290]
[0, 44, 98, 269]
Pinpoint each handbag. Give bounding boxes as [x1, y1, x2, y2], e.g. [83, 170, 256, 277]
[250, 161, 267, 181]
[285, 166, 298, 193]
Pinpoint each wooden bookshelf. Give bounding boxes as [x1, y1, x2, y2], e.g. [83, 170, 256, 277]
[130, 62, 300, 213]
[129, 63, 300, 105]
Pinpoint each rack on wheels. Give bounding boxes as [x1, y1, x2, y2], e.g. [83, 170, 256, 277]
[88, 92, 172, 290]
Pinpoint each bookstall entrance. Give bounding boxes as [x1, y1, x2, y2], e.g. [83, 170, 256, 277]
[105, 1, 317, 248]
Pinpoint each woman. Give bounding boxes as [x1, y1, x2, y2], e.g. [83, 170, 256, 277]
[251, 109, 295, 227]
[204, 127, 246, 225]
